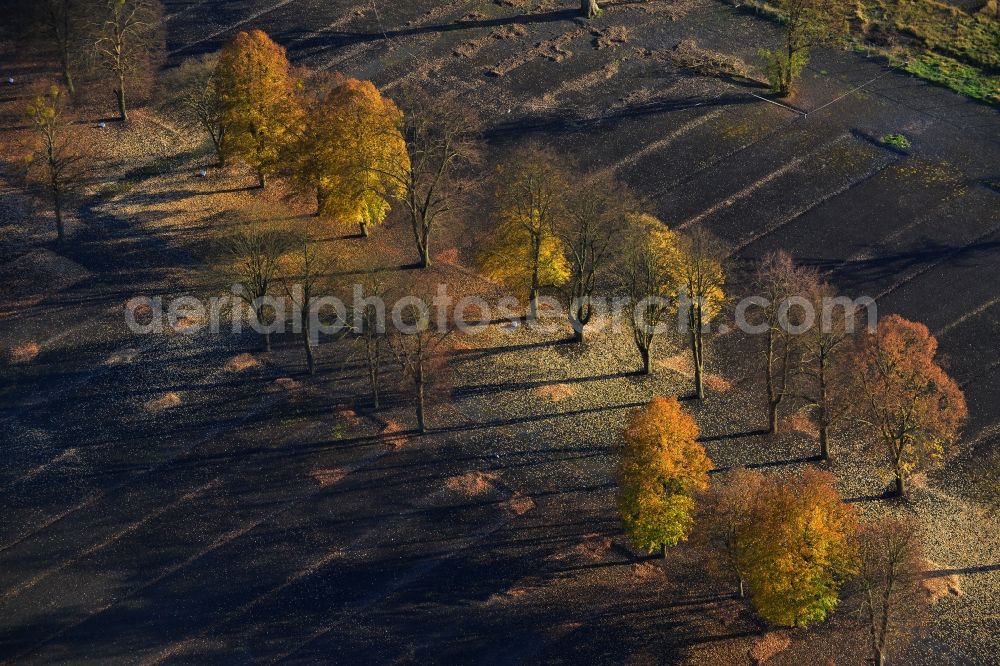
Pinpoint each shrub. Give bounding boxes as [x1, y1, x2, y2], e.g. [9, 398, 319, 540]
[880, 133, 912, 150]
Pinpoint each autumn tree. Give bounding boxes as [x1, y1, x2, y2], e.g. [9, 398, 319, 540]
[852, 315, 967, 497]
[94, 0, 165, 121]
[853, 517, 928, 666]
[368, 88, 480, 267]
[479, 149, 570, 320]
[156, 54, 229, 166]
[618, 396, 713, 557]
[558, 173, 630, 343]
[620, 213, 678, 375]
[290, 78, 408, 236]
[754, 251, 813, 434]
[388, 301, 452, 434]
[697, 467, 767, 599]
[669, 228, 725, 399]
[800, 278, 855, 459]
[25, 85, 88, 243]
[759, 0, 851, 95]
[216, 29, 301, 188]
[217, 204, 292, 352]
[741, 468, 859, 627]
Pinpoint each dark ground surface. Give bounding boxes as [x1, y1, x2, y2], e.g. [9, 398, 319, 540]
[1, 0, 998, 663]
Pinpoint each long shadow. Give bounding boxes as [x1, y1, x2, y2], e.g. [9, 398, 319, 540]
[451, 370, 640, 399]
[484, 93, 757, 139]
[710, 454, 823, 474]
[922, 563, 1000, 577]
[698, 429, 770, 443]
[289, 9, 580, 53]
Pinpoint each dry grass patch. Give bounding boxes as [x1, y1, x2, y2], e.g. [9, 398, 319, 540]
[669, 39, 756, 81]
[144, 391, 182, 412]
[594, 25, 630, 49]
[310, 468, 348, 487]
[224, 353, 260, 373]
[533, 382, 576, 402]
[505, 491, 536, 515]
[106, 348, 139, 366]
[921, 560, 963, 603]
[381, 420, 408, 449]
[445, 471, 498, 496]
[704, 374, 732, 393]
[7, 341, 40, 364]
[787, 409, 817, 437]
[658, 353, 694, 377]
[273, 377, 302, 392]
[551, 533, 613, 562]
[632, 561, 668, 582]
[334, 407, 363, 427]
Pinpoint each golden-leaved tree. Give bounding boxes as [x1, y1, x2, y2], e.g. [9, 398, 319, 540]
[621, 213, 680, 374]
[216, 29, 301, 188]
[479, 148, 570, 319]
[618, 396, 712, 557]
[740, 468, 858, 627]
[852, 315, 967, 497]
[292, 78, 409, 237]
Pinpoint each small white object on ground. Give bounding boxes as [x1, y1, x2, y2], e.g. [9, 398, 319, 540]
[199, 169, 207, 177]
[7, 77, 13, 85]
[98, 121, 106, 128]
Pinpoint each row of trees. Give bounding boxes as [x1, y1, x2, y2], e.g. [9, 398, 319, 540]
[618, 396, 928, 665]
[477, 152, 726, 397]
[752, 251, 967, 495]
[157, 30, 478, 267]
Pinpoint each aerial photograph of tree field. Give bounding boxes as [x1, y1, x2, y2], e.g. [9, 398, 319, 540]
[0, 0, 997, 663]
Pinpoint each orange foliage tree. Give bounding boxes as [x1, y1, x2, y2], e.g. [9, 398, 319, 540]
[721, 468, 858, 627]
[618, 396, 712, 557]
[216, 30, 301, 188]
[291, 78, 408, 237]
[852, 315, 967, 497]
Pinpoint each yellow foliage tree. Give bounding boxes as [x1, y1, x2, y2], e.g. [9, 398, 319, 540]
[618, 396, 712, 557]
[216, 29, 302, 188]
[740, 468, 859, 627]
[292, 78, 409, 237]
[667, 228, 726, 399]
[478, 150, 570, 319]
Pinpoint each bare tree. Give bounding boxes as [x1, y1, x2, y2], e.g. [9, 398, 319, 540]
[156, 54, 229, 166]
[754, 251, 812, 433]
[559, 173, 630, 343]
[384, 89, 480, 268]
[388, 303, 452, 434]
[94, 0, 164, 121]
[217, 205, 291, 352]
[853, 517, 928, 666]
[37, 0, 88, 96]
[25, 85, 88, 243]
[800, 278, 854, 459]
[279, 221, 339, 375]
[671, 228, 726, 400]
[350, 274, 389, 410]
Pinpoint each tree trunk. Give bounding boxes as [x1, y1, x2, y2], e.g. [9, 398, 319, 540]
[115, 77, 127, 121]
[359, 221, 369, 238]
[528, 287, 539, 321]
[315, 187, 326, 217]
[257, 170, 266, 189]
[301, 326, 315, 375]
[768, 400, 780, 435]
[691, 324, 705, 400]
[571, 319, 584, 343]
[581, 0, 601, 18]
[661, 543, 667, 559]
[61, 59, 75, 97]
[416, 367, 426, 434]
[640, 345, 651, 375]
[819, 425, 830, 460]
[875, 649, 885, 666]
[52, 188, 65, 243]
[419, 242, 431, 268]
[256, 304, 271, 352]
[738, 578, 745, 599]
[894, 473, 905, 498]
